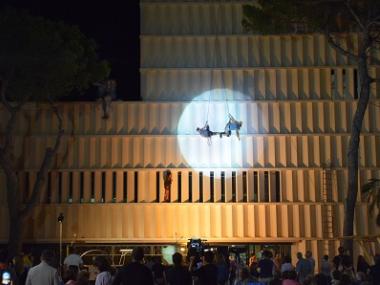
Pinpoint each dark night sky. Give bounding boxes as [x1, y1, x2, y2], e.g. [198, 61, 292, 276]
[1, 0, 141, 101]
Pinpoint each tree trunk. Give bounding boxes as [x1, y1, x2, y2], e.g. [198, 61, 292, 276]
[343, 54, 371, 256]
[7, 213, 23, 260]
[2, 162, 23, 260]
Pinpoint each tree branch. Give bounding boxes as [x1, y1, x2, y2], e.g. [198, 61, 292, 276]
[345, 0, 366, 31]
[325, 32, 359, 61]
[19, 100, 64, 217]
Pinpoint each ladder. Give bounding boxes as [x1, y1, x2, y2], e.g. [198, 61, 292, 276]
[321, 167, 335, 253]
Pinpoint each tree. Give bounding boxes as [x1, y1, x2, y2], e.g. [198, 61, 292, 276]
[0, 9, 110, 259]
[362, 178, 380, 226]
[242, 0, 380, 256]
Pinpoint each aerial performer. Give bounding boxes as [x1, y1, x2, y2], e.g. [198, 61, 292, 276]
[196, 124, 220, 145]
[224, 114, 243, 140]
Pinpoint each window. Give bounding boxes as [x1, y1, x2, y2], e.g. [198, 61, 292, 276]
[199, 172, 203, 202]
[275, 171, 281, 202]
[354, 69, 358, 99]
[112, 172, 117, 202]
[46, 172, 52, 204]
[264, 171, 269, 202]
[58, 172, 62, 203]
[178, 172, 182, 202]
[210, 171, 214, 202]
[156, 171, 160, 202]
[253, 171, 258, 202]
[232, 171, 237, 202]
[101, 172, 106, 203]
[188, 172, 193, 202]
[221, 171, 225, 202]
[134, 171, 138, 202]
[123, 172, 127, 202]
[330, 69, 336, 98]
[90, 172, 95, 203]
[79, 172, 84, 203]
[242, 171, 247, 202]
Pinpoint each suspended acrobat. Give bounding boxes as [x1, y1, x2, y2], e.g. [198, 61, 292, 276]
[224, 114, 243, 140]
[196, 123, 220, 144]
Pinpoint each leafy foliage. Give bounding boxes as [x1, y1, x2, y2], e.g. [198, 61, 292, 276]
[362, 178, 380, 226]
[242, 0, 380, 35]
[0, 9, 110, 101]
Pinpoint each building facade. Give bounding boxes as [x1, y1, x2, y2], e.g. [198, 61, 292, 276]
[1, 0, 380, 266]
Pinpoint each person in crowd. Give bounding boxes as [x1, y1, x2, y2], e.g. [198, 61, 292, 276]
[165, 252, 191, 285]
[215, 252, 229, 285]
[305, 251, 315, 276]
[233, 266, 254, 285]
[112, 247, 153, 285]
[256, 250, 274, 284]
[25, 249, 61, 285]
[295, 252, 312, 284]
[282, 270, 300, 285]
[94, 256, 113, 285]
[370, 254, 380, 285]
[357, 255, 370, 275]
[151, 256, 166, 285]
[341, 255, 355, 280]
[333, 246, 348, 271]
[189, 250, 218, 285]
[229, 254, 238, 284]
[77, 270, 90, 285]
[63, 266, 78, 285]
[273, 253, 282, 275]
[281, 255, 294, 274]
[64, 248, 83, 272]
[311, 273, 329, 285]
[248, 255, 258, 278]
[319, 255, 332, 281]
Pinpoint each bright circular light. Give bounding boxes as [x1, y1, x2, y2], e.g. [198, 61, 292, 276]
[176, 89, 250, 176]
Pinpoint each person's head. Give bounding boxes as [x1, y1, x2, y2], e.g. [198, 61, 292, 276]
[323, 255, 329, 261]
[262, 250, 272, 259]
[305, 250, 312, 259]
[338, 246, 345, 255]
[172, 252, 183, 266]
[239, 267, 250, 280]
[71, 246, 79, 255]
[296, 252, 303, 260]
[283, 255, 291, 264]
[132, 247, 144, 262]
[196, 127, 200, 132]
[202, 251, 214, 264]
[94, 256, 111, 272]
[41, 250, 55, 265]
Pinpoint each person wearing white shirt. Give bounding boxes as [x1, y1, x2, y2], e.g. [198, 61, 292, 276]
[25, 250, 61, 285]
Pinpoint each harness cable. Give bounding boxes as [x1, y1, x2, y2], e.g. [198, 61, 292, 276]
[196, 4, 243, 142]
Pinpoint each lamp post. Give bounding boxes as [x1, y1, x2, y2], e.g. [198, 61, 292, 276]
[57, 213, 64, 272]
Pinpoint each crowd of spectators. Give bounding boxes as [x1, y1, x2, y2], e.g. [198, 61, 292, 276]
[1, 246, 380, 285]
